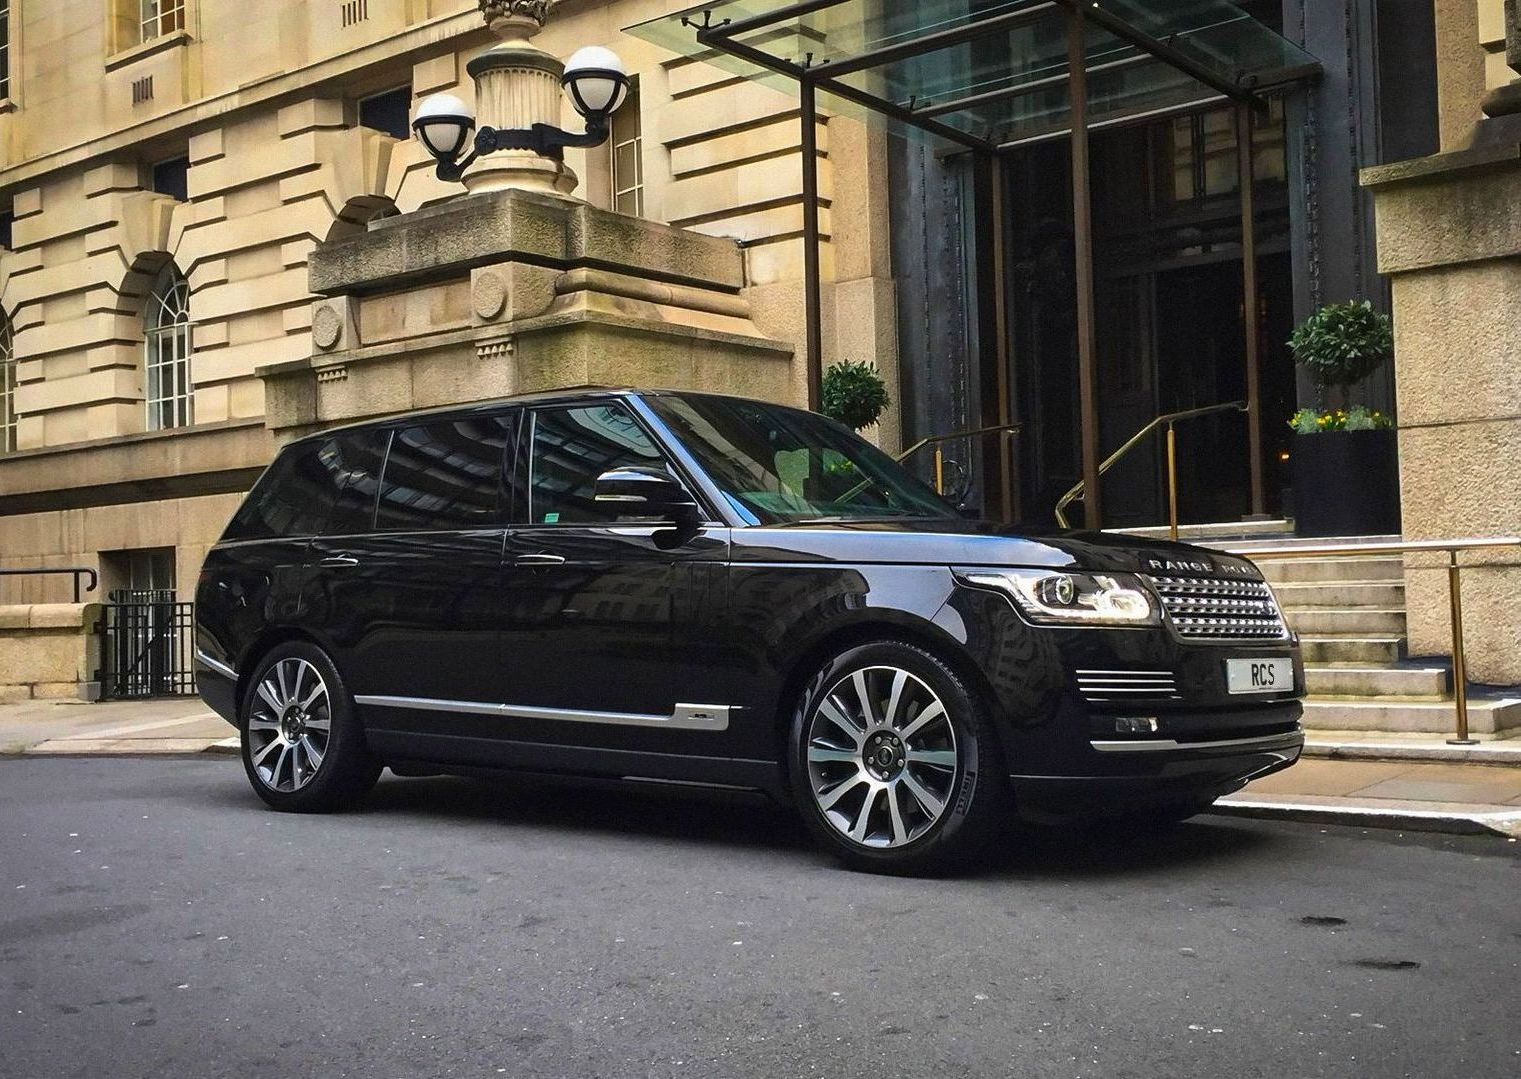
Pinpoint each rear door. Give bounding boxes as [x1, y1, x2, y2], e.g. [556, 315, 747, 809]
[305, 411, 518, 741]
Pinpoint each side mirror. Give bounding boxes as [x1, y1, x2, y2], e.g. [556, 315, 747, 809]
[594, 466, 698, 524]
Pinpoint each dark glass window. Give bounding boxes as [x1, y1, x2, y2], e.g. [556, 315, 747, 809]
[375, 414, 513, 531]
[323, 429, 389, 535]
[528, 404, 668, 525]
[358, 86, 412, 140]
[223, 439, 341, 541]
[152, 157, 189, 202]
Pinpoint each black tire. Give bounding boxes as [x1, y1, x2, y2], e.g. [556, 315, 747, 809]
[788, 640, 1011, 875]
[239, 641, 381, 813]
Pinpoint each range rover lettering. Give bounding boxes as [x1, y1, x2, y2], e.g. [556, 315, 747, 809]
[195, 389, 1304, 873]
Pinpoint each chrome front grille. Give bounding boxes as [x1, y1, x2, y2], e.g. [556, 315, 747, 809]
[1143, 575, 1289, 642]
[1076, 669, 1180, 703]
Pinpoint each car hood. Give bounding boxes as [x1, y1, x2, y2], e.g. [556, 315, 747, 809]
[731, 518, 1267, 580]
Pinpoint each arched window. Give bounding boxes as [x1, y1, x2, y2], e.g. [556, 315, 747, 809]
[144, 263, 193, 431]
[0, 309, 15, 454]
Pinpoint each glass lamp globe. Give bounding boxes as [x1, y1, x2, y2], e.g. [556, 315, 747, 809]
[412, 93, 477, 162]
[561, 46, 631, 119]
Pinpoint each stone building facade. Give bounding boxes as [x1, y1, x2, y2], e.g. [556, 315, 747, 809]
[0, 0, 896, 614]
[1364, 0, 1521, 683]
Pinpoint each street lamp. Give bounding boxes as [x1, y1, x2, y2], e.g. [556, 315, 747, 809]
[413, 46, 631, 184]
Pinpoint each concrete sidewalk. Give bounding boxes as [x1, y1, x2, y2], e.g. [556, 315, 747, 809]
[0, 697, 236, 757]
[2, 696, 1519, 837]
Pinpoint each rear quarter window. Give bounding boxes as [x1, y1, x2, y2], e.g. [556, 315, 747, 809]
[223, 435, 372, 542]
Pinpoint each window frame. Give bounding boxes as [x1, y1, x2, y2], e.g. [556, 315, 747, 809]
[0, 0, 13, 103]
[139, 0, 187, 46]
[144, 263, 193, 432]
[0, 308, 15, 455]
[609, 77, 644, 218]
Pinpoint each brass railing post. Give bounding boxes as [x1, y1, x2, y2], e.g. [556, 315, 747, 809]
[1166, 422, 1179, 542]
[1447, 550, 1476, 745]
[934, 445, 946, 496]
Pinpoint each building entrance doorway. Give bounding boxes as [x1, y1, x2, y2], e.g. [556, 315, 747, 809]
[1007, 100, 1295, 528]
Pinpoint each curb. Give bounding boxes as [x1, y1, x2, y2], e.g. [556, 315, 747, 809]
[1302, 740, 1521, 766]
[17, 736, 241, 758]
[1209, 797, 1521, 839]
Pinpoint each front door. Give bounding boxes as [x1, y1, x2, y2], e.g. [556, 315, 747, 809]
[497, 401, 733, 759]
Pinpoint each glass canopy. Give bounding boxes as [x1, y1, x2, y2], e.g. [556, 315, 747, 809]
[628, 0, 1320, 151]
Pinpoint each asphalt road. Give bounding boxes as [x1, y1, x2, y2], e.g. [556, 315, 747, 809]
[1, 757, 1518, 1079]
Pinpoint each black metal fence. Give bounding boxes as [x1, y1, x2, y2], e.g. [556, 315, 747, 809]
[100, 590, 197, 699]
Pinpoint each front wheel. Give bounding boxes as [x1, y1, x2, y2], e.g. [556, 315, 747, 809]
[788, 641, 1010, 875]
[239, 642, 381, 813]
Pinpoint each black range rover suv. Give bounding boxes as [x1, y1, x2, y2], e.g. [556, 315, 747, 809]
[196, 388, 1303, 873]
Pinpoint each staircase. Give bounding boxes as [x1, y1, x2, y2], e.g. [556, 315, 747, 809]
[1119, 522, 1521, 739]
[1232, 538, 1521, 739]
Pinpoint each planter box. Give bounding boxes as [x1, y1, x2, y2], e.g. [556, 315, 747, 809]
[1289, 428, 1402, 537]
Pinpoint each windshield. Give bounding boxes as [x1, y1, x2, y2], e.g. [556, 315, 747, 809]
[650, 394, 955, 526]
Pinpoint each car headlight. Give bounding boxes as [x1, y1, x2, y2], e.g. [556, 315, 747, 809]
[957, 568, 1159, 627]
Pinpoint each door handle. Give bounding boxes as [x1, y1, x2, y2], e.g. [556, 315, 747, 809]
[514, 552, 567, 567]
[318, 555, 360, 568]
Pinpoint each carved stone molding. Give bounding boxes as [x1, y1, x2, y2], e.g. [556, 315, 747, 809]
[479, 1, 557, 34]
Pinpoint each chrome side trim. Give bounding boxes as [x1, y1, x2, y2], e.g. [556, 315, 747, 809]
[354, 694, 732, 732]
[195, 649, 238, 681]
[1090, 730, 1302, 753]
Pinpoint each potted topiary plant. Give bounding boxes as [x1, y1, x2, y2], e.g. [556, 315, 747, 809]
[1286, 301, 1401, 536]
[820, 360, 890, 431]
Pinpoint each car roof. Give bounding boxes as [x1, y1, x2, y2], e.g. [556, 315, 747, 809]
[281, 386, 647, 447]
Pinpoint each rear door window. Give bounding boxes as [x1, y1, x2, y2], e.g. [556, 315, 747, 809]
[375, 413, 516, 532]
[322, 430, 389, 536]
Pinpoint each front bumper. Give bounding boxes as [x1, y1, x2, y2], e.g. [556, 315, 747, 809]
[1009, 724, 1304, 821]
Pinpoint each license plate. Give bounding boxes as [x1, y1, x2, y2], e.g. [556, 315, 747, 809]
[1226, 657, 1292, 695]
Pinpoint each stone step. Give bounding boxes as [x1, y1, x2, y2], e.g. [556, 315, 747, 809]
[1116, 519, 1296, 542]
[1255, 557, 1405, 584]
[1304, 665, 1452, 700]
[1302, 696, 1521, 736]
[1274, 580, 1405, 609]
[1299, 635, 1406, 665]
[1217, 533, 1400, 552]
[1284, 608, 1408, 636]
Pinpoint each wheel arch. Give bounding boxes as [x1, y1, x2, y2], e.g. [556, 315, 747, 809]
[233, 628, 331, 713]
[769, 614, 1001, 775]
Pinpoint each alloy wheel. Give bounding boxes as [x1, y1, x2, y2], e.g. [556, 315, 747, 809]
[804, 665, 959, 849]
[246, 657, 332, 793]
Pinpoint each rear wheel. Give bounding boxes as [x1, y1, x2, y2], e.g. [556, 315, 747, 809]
[789, 641, 1010, 875]
[239, 642, 381, 812]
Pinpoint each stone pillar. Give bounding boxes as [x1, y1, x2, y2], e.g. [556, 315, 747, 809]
[264, 189, 796, 438]
[1480, 0, 1521, 120]
[464, 1, 577, 197]
[1363, 18, 1521, 681]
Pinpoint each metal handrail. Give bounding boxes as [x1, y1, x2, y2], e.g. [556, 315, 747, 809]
[897, 423, 1022, 496]
[1055, 401, 1247, 535]
[1231, 537, 1521, 746]
[0, 567, 99, 603]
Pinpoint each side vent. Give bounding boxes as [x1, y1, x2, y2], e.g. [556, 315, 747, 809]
[132, 76, 154, 106]
[341, 0, 370, 27]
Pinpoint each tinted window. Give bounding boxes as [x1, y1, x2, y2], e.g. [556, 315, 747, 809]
[323, 429, 389, 535]
[375, 415, 514, 531]
[528, 404, 669, 525]
[223, 439, 340, 541]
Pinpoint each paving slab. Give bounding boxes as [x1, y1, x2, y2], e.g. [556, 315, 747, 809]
[0, 698, 231, 756]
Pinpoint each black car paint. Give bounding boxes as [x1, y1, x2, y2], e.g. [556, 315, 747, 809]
[196, 389, 1303, 815]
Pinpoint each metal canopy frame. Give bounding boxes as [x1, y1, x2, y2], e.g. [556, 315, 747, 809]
[678, 0, 1308, 526]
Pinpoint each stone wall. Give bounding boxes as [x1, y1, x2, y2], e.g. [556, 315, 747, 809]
[0, 604, 103, 702]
